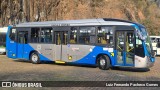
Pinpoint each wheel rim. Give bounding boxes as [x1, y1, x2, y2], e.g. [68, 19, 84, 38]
[100, 58, 105, 66]
[32, 54, 38, 62]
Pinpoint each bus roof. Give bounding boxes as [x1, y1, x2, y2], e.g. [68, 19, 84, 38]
[150, 36, 160, 38]
[14, 18, 144, 28]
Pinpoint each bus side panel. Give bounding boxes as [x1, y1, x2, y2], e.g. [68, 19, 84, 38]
[29, 44, 53, 61]
[66, 45, 96, 63]
[23, 44, 34, 60]
[9, 43, 53, 61]
[16, 43, 115, 65]
[28, 44, 114, 65]
[73, 46, 114, 65]
[6, 40, 17, 58]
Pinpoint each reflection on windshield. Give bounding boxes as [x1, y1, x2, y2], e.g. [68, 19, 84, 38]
[141, 28, 152, 55]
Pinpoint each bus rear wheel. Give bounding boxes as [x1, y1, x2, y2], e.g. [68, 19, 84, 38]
[30, 52, 40, 64]
[97, 55, 111, 70]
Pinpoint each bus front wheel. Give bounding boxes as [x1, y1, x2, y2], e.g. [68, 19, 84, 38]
[30, 52, 40, 64]
[97, 55, 111, 70]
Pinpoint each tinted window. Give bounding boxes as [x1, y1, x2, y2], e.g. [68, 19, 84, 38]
[31, 28, 40, 43]
[97, 26, 113, 45]
[40, 28, 53, 43]
[9, 28, 16, 41]
[135, 36, 145, 57]
[18, 31, 28, 44]
[79, 27, 96, 44]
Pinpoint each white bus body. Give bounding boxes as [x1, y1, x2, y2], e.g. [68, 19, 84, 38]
[0, 27, 8, 54]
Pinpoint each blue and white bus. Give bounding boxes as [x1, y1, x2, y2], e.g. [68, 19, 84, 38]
[6, 18, 155, 70]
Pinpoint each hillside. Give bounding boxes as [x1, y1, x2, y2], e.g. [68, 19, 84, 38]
[0, 0, 160, 35]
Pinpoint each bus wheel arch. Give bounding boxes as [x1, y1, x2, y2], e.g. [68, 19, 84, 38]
[96, 54, 111, 70]
[29, 50, 40, 64]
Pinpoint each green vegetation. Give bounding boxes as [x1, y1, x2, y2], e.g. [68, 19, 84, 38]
[141, 19, 156, 35]
[0, 45, 5, 48]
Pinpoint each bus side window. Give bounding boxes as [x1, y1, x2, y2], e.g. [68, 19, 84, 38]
[41, 28, 53, 43]
[24, 33, 28, 44]
[70, 27, 77, 44]
[79, 27, 96, 44]
[31, 28, 40, 43]
[18, 31, 28, 44]
[97, 26, 113, 45]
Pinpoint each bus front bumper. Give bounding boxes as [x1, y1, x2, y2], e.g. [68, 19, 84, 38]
[135, 55, 155, 68]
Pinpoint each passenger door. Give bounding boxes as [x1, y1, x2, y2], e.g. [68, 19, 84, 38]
[115, 31, 135, 66]
[17, 31, 28, 58]
[54, 27, 70, 61]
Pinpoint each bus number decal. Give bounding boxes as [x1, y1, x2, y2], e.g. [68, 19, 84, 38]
[72, 48, 79, 51]
[103, 48, 113, 52]
[108, 48, 113, 52]
[103, 48, 108, 51]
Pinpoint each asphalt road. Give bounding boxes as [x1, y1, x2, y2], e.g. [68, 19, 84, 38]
[0, 55, 160, 90]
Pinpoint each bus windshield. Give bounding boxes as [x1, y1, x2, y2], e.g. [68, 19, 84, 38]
[141, 28, 152, 55]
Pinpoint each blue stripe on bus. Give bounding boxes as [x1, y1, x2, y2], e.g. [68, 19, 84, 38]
[73, 46, 114, 65]
[7, 42, 52, 62]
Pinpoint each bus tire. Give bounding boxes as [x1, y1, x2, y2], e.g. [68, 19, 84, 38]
[97, 55, 111, 70]
[30, 52, 40, 64]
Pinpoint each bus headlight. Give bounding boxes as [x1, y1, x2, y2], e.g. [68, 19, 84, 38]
[12, 54, 16, 56]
